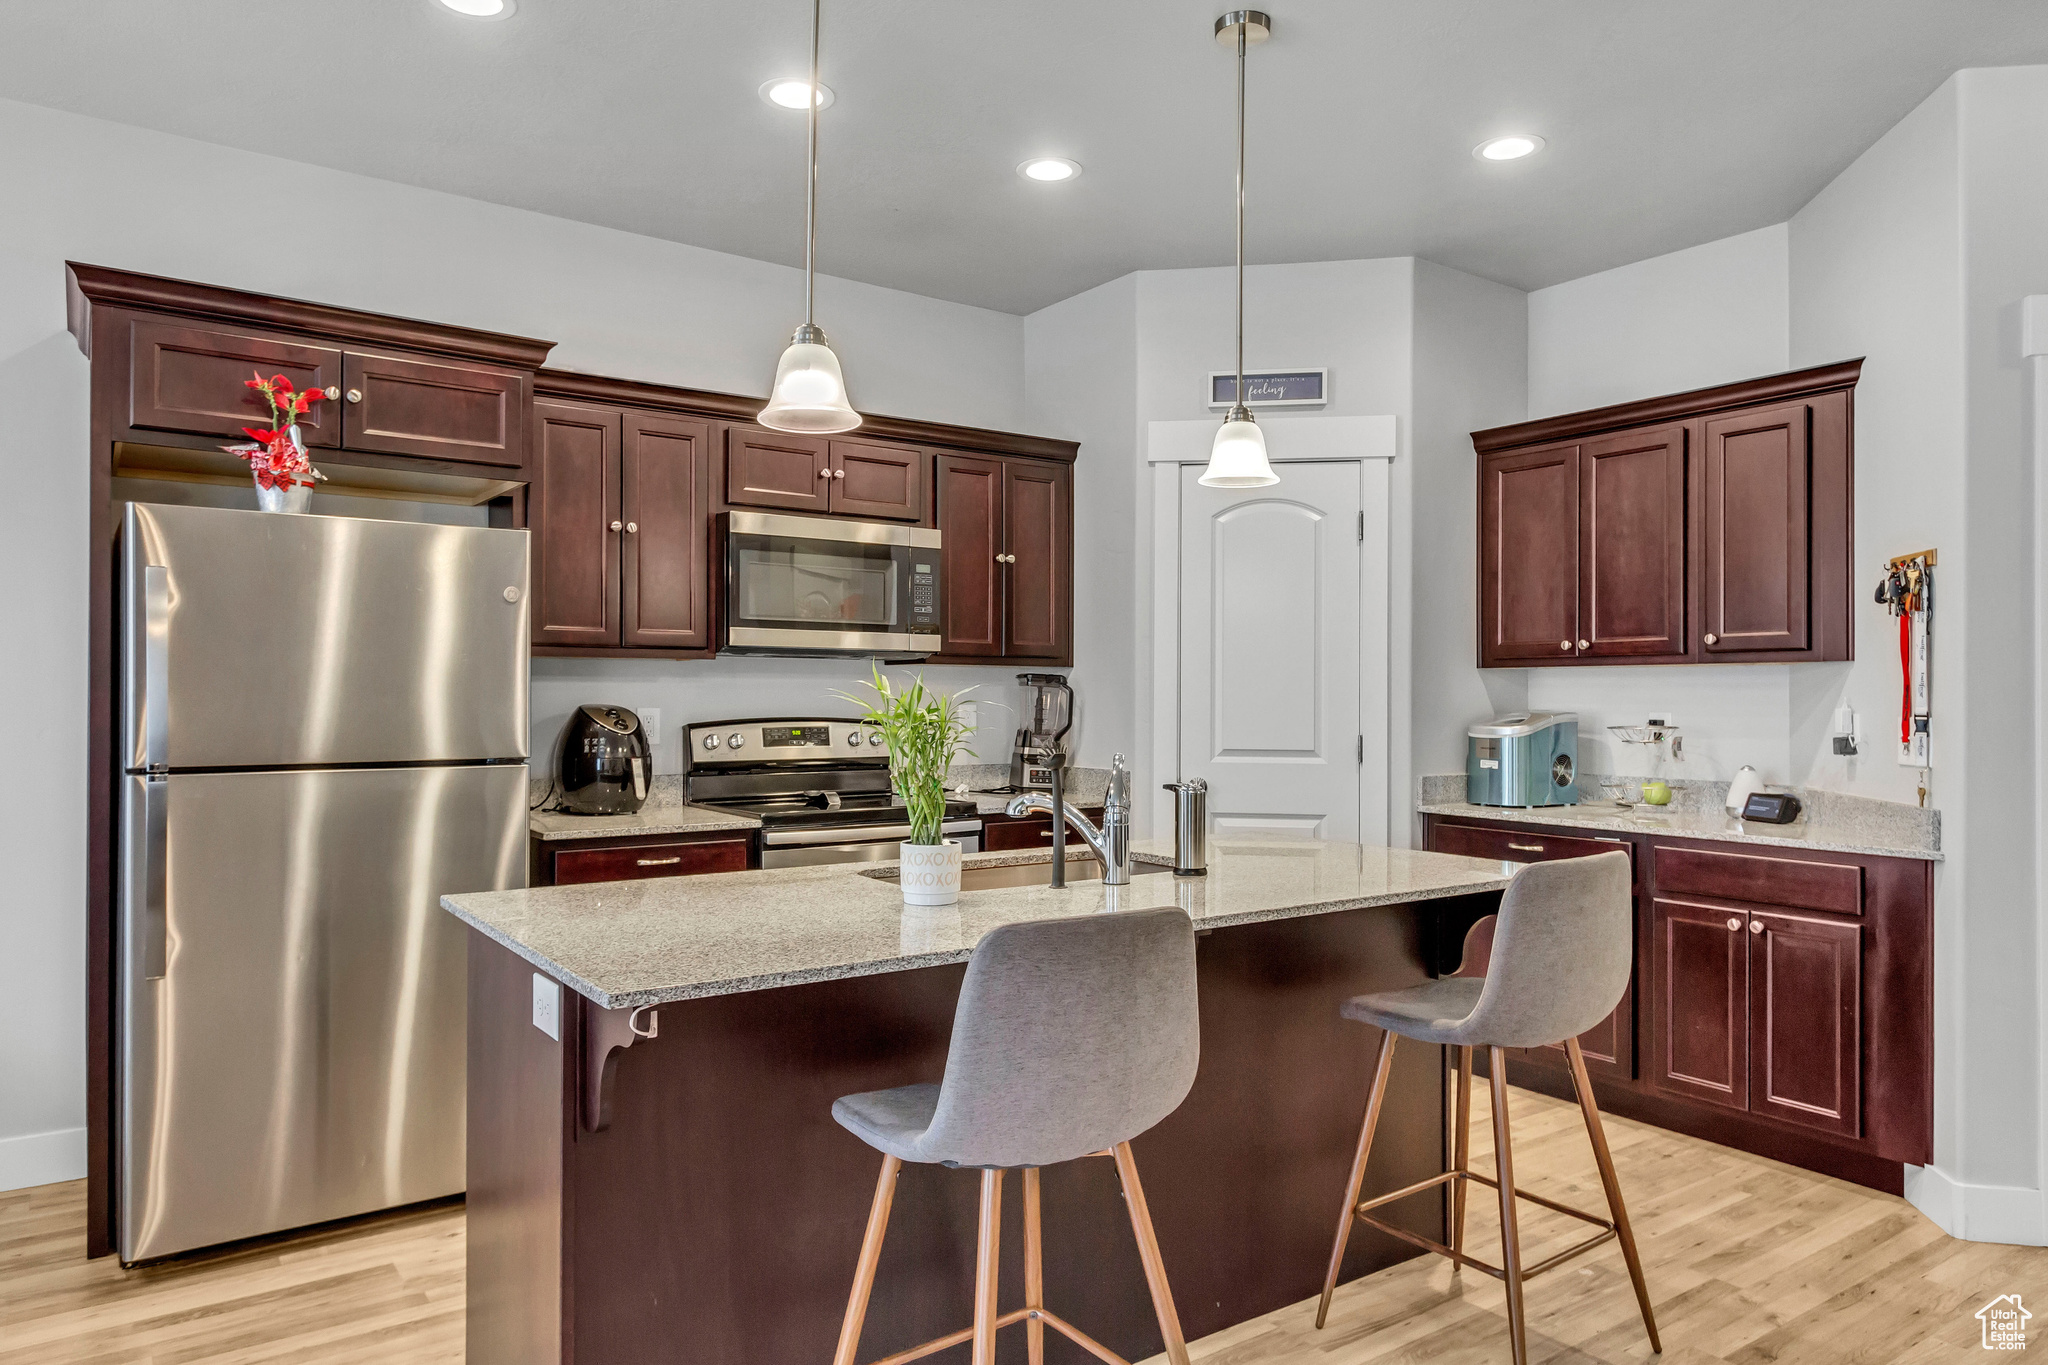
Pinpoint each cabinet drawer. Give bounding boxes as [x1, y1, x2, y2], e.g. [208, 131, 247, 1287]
[551, 836, 750, 885]
[981, 807, 1104, 852]
[1654, 845, 1862, 916]
[1431, 822, 1624, 866]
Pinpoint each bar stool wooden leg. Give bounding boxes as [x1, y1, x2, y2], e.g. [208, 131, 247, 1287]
[1112, 1142, 1191, 1365]
[833, 1155, 901, 1365]
[971, 1169, 1005, 1365]
[1565, 1039, 1661, 1353]
[1315, 1028, 1398, 1328]
[1023, 1166, 1045, 1365]
[1488, 1048, 1529, 1365]
[1451, 1044, 1473, 1271]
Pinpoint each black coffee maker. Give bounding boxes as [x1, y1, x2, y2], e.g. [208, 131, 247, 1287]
[557, 704, 653, 815]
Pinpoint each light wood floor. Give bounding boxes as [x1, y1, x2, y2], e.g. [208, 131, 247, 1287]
[4, 1086, 2043, 1363]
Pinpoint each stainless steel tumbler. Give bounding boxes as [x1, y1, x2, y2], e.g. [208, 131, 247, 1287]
[1161, 778, 1208, 876]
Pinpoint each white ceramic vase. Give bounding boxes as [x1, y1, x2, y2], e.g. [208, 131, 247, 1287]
[897, 839, 963, 907]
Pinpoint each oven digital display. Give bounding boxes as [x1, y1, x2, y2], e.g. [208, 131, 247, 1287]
[763, 725, 832, 748]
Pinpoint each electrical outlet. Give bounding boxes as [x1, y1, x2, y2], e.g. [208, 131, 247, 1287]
[640, 708, 661, 747]
[532, 973, 562, 1041]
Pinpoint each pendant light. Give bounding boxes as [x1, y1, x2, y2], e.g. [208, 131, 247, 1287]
[1201, 10, 1278, 487]
[759, 0, 862, 434]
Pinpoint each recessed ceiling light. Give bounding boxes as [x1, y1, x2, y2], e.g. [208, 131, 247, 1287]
[1018, 158, 1082, 183]
[1475, 134, 1545, 161]
[437, 0, 514, 17]
[760, 78, 836, 110]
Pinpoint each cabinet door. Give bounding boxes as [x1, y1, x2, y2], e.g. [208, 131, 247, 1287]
[549, 836, 751, 886]
[1702, 402, 1811, 654]
[1749, 911, 1861, 1138]
[126, 318, 342, 448]
[828, 440, 926, 522]
[1003, 458, 1072, 660]
[725, 427, 832, 513]
[1580, 425, 1686, 658]
[936, 454, 1004, 657]
[530, 401, 620, 648]
[621, 412, 712, 651]
[341, 352, 526, 469]
[1652, 897, 1748, 1110]
[1479, 443, 1580, 664]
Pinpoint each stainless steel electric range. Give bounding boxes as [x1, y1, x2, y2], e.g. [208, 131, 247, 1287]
[682, 717, 983, 868]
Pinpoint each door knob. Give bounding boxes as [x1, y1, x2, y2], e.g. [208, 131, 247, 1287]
[1726, 917, 1742, 931]
[1578, 639, 1590, 650]
[323, 385, 340, 400]
[610, 520, 623, 531]
[626, 522, 637, 533]
[1704, 633, 1718, 645]
[345, 388, 362, 403]
[1749, 920, 1764, 934]
[1559, 640, 1572, 651]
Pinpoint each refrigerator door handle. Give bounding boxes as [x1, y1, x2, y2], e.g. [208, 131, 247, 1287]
[141, 774, 169, 980]
[142, 565, 170, 771]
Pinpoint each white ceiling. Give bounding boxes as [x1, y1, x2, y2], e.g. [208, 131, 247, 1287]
[4, 1, 2045, 314]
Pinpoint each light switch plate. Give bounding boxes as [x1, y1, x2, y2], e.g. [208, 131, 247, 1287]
[532, 973, 562, 1041]
[640, 708, 662, 747]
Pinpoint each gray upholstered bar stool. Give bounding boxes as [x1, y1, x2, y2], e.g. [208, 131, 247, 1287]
[830, 907, 1200, 1365]
[1314, 851, 1660, 1365]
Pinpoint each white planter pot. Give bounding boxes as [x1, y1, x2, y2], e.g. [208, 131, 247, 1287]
[898, 839, 963, 907]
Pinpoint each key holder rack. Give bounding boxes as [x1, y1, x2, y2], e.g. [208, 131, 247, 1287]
[1875, 549, 1935, 800]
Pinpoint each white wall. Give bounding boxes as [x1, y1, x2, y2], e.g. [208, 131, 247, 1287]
[1528, 224, 1790, 419]
[0, 97, 1039, 1189]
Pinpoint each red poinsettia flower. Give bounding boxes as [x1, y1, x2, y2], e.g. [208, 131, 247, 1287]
[271, 374, 293, 393]
[242, 426, 280, 445]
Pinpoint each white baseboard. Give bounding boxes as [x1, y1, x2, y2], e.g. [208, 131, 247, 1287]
[1906, 1163, 2048, 1245]
[0, 1126, 87, 1192]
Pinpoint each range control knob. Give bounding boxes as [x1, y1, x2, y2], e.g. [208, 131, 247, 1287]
[727, 732, 746, 750]
[867, 731, 886, 746]
[847, 731, 865, 747]
[702, 733, 720, 750]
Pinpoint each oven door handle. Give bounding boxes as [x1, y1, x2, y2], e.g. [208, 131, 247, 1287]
[763, 818, 984, 847]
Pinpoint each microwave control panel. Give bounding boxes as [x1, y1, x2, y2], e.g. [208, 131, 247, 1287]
[908, 559, 939, 629]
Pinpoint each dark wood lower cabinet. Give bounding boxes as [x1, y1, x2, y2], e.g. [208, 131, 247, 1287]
[1424, 813, 1930, 1191]
[531, 829, 756, 888]
[980, 805, 1105, 852]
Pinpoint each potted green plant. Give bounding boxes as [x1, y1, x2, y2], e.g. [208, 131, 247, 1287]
[836, 665, 976, 906]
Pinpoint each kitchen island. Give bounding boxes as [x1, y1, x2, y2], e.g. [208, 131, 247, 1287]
[444, 839, 1516, 1365]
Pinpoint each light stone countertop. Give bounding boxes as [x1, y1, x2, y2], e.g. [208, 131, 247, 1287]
[442, 837, 1517, 1009]
[1417, 799, 1942, 862]
[529, 804, 761, 841]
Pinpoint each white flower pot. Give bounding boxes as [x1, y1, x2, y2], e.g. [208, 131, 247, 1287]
[898, 839, 963, 907]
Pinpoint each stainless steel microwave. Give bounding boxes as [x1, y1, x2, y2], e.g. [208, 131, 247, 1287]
[721, 511, 942, 658]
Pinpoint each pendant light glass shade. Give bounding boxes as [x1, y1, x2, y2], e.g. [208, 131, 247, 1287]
[1201, 404, 1278, 486]
[760, 324, 861, 433]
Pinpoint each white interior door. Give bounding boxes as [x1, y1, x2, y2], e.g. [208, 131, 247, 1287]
[1178, 461, 1365, 840]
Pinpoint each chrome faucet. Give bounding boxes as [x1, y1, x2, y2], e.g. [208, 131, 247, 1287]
[1007, 753, 1132, 886]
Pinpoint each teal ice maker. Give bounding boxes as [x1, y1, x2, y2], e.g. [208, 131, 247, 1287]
[1466, 713, 1579, 807]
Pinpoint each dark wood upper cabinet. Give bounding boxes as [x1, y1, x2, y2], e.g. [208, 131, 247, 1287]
[1479, 442, 1580, 663]
[1581, 424, 1687, 658]
[621, 413, 713, 651]
[725, 427, 832, 513]
[1703, 401, 1811, 655]
[1003, 458, 1072, 660]
[935, 454, 1003, 657]
[1748, 911, 1861, 1139]
[1472, 360, 1858, 667]
[126, 318, 343, 448]
[828, 439, 925, 521]
[530, 401, 620, 649]
[341, 351, 526, 470]
[1652, 897, 1750, 1112]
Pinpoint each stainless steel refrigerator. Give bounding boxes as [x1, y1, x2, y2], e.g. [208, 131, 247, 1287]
[118, 502, 530, 1263]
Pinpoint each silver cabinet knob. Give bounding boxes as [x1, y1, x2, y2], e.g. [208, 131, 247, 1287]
[323, 385, 340, 400]
[833, 469, 846, 479]
[625, 522, 637, 533]
[1750, 920, 1765, 934]
[1578, 639, 1590, 650]
[345, 388, 362, 403]
[610, 520, 623, 531]
[1704, 633, 1718, 645]
[1726, 917, 1742, 931]
[1560, 640, 1572, 651]
[817, 467, 832, 479]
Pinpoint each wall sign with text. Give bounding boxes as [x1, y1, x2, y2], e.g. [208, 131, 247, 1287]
[1208, 368, 1327, 409]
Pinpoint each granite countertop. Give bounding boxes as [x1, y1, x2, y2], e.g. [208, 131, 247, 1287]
[529, 804, 761, 841]
[1417, 798, 1942, 862]
[443, 837, 1517, 1009]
